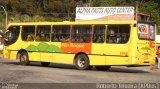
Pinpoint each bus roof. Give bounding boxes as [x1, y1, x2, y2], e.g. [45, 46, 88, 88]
[7, 21, 137, 27]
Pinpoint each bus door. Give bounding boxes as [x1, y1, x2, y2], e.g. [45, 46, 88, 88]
[105, 25, 131, 65]
[3, 26, 20, 59]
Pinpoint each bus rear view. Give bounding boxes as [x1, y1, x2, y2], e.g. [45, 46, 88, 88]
[133, 22, 156, 66]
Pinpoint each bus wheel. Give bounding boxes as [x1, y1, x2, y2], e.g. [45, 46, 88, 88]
[75, 54, 91, 70]
[95, 66, 111, 71]
[41, 62, 50, 67]
[20, 52, 30, 66]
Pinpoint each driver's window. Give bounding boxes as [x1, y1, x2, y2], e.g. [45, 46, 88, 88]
[4, 26, 20, 46]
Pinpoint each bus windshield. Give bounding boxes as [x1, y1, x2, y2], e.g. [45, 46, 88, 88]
[4, 26, 20, 46]
[138, 22, 155, 40]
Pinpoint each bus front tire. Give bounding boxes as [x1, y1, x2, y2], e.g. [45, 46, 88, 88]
[20, 52, 30, 66]
[95, 66, 111, 71]
[75, 54, 92, 70]
[41, 62, 50, 67]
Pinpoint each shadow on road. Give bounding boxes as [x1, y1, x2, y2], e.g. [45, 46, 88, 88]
[107, 67, 149, 73]
[1, 60, 150, 73]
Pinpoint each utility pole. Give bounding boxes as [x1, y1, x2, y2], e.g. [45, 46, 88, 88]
[0, 5, 8, 30]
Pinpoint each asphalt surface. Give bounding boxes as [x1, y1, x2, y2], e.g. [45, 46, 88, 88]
[0, 57, 160, 89]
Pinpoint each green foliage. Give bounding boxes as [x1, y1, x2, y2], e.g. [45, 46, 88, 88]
[92, 0, 117, 6]
[20, 15, 31, 22]
[9, 14, 46, 22]
[92, 0, 130, 6]
[138, 0, 160, 23]
[0, 0, 159, 25]
[45, 16, 64, 22]
[32, 15, 45, 22]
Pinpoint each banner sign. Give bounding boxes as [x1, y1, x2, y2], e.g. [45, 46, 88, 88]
[76, 7, 134, 21]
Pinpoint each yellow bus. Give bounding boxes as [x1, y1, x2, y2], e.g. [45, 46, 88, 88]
[3, 21, 156, 70]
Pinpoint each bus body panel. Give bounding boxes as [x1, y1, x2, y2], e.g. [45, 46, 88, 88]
[105, 44, 129, 65]
[136, 40, 156, 65]
[89, 43, 106, 65]
[52, 53, 74, 64]
[89, 55, 106, 65]
[106, 56, 129, 65]
[91, 43, 105, 55]
[40, 52, 53, 62]
[28, 52, 40, 62]
[9, 51, 17, 60]
[3, 21, 156, 67]
[3, 46, 10, 59]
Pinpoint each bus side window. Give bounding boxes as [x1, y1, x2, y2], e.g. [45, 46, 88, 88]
[121, 34, 129, 43]
[4, 26, 20, 46]
[93, 25, 105, 43]
[52, 25, 70, 42]
[22, 26, 35, 41]
[106, 27, 117, 43]
[27, 32, 34, 41]
[106, 25, 130, 44]
[35, 34, 40, 41]
[71, 25, 92, 43]
[119, 25, 130, 43]
[36, 26, 51, 42]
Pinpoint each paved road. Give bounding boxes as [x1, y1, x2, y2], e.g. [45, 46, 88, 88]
[0, 57, 160, 89]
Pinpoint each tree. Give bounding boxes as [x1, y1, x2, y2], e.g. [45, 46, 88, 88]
[92, 0, 117, 6]
[0, 0, 159, 24]
[138, 0, 160, 23]
[63, 0, 76, 20]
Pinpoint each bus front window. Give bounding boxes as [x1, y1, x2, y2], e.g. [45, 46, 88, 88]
[4, 26, 20, 46]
